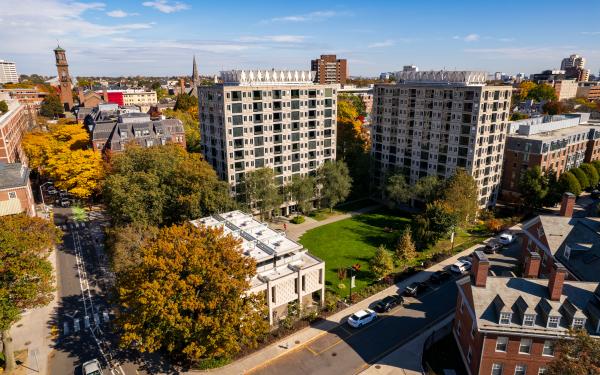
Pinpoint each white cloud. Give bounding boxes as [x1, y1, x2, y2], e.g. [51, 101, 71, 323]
[142, 0, 189, 14]
[463, 46, 578, 60]
[453, 34, 480, 42]
[106, 9, 139, 18]
[265, 10, 338, 23]
[581, 31, 600, 35]
[368, 39, 395, 48]
[238, 35, 307, 43]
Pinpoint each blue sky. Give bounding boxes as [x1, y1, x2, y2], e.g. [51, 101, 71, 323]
[2, 0, 600, 77]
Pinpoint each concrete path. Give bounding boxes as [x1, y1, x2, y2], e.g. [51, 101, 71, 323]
[9, 249, 58, 375]
[273, 204, 383, 241]
[198, 241, 484, 375]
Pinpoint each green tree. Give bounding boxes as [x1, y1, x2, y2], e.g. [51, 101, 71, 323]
[369, 245, 394, 280]
[0, 215, 61, 371]
[395, 228, 417, 266]
[103, 144, 234, 226]
[543, 170, 563, 207]
[571, 167, 590, 190]
[558, 171, 582, 197]
[163, 108, 201, 152]
[339, 93, 366, 117]
[0, 100, 8, 114]
[543, 101, 568, 115]
[529, 83, 557, 101]
[414, 175, 441, 203]
[546, 330, 600, 375]
[592, 160, 600, 177]
[115, 223, 269, 364]
[423, 200, 458, 243]
[174, 93, 196, 111]
[510, 112, 529, 121]
[580, 163, 599, 188]
[242, 168, 282, 220]
[385, 173, 411, 207]
[40, 94, 64, 118]
[518, 166, 548, 209]
[287, 174, 316, 214]
[318, 160, 352, 212]
[441, 169, 478, 226]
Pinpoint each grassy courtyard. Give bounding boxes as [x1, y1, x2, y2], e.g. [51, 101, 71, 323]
[299, 209, 490, 297]
[299, 209, 411, 295]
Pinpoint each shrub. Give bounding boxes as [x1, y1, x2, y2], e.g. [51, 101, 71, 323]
[290, 215, 305, 224]
[485, 218, 503, 233]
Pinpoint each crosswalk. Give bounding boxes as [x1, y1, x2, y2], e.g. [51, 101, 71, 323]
[62, 310, 111, 336]
[59, 222, 89, 231]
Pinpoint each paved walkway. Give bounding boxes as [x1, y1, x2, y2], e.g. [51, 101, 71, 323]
[199, 240, 485, 375]
[9, 248, 58, 375]
[272, 204, 383, 241]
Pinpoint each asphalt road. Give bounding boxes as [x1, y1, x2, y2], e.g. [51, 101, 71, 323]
[249, 279, 459, 375]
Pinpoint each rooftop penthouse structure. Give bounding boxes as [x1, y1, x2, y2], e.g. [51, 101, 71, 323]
[190, 210, 325, 325]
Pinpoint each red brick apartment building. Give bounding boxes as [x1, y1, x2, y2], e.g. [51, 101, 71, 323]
[520, 192, 600, 283]
[501, 113, 600, 202]
[0, 96, 29, 164]
[454, 249, 600, 375]
[0, 163, 35, 217]
[311, 54, 347, 85]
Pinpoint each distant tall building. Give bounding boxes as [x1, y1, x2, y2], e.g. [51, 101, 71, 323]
[371, 70, 512, 208]
[190, 55, 200, 97]
[561, 54, 586, 70]
[199, 69, 338, 215]
[0, 60, 18, 84]
[311, 55, 347, 85]
[53, 46, 74, 111]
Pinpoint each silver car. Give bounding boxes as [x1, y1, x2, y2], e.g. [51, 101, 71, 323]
[82, 359, 102, 375]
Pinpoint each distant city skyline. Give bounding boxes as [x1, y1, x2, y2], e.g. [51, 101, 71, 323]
[2, 0, 600, 77]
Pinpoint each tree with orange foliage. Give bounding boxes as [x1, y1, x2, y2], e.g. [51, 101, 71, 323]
[115, 223, 269, 365]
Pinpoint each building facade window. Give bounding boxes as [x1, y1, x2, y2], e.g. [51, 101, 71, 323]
[514, 365, 526, 375]
[499, 312, 512, 325]
[572, 318, 586, 329]
[519, 338, 532, 354]
[547, 316, 560, 328]
[523, 314, 535, 326]
[495, 337, 508, 352]
[542, 340, 554, 356]
[538, 368, 547, 375]
[8, 191, 17, 199]
[491, 363, 503, 375]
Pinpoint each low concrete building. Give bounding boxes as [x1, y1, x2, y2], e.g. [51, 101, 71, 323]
[552, 79, 578, 101]
[577, 81, 600, 100]
[190, 210, 325, 325]
[0, 163, 35, 217]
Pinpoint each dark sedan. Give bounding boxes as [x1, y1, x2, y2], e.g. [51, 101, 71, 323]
[374, 295, 404, 313]
[404, 281, 428, 297]
[428, 270, 452, 284]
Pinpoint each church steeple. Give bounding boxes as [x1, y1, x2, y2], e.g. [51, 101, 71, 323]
[190, 55, 200, 97]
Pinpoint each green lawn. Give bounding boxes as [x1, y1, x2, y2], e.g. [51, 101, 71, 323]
[299, 209, 411, 296]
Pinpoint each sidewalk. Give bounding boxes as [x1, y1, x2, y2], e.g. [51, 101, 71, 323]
[198, 240, 485, 375]
[359, 314, 454, 375]
[274, 204, 382, 241]
[9, 249, 58, 375]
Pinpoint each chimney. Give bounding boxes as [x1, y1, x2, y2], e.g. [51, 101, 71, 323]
[548, 262, 567, 301]
[77, 87, 85, 106]
[471, 251, 490, 287]
[102, 89, 108, 103]
[523, 251, 541, 278]
[559, 192, 575, 217]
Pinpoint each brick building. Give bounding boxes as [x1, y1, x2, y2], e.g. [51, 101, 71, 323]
[0, 163, 35, 217]
[370, 71, 511, 207]
[454, 249, 600, 375]
[311, 55, 347, 85]
[0, 95, 29, 164]
[501, 113, 600, 202]
[0, 87, 48, 114]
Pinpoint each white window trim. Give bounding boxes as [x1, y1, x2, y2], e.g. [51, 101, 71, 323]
[499, 312, 512, 325]
[572, 317, 586, 329]
[518, 338, 532, 354]
[495, 337, 508, 352]
[542, 340, 554, 357]
[523, 314, 535, 326]
[491, 363, 503, 375]
[547, 316, 560, 328]
[514, 365, 527, 375]
[8, 191, 17, 199]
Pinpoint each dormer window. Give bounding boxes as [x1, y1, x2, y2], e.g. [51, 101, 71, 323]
[547, 316, 560, 328]
[523, 314, 535, 326]
[120, 132, 127, 139]
[499, 312, 512, 325]
[572, 318, 586, 329]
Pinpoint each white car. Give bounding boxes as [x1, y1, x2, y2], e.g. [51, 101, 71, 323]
[347, 309, 377, 328]
[498, 233, 514, 245]
[82, 359, 102, 375]
[450, 260, 472, 274]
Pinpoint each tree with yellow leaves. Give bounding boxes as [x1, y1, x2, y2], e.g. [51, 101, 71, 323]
[22, 123, 103, 199]
[115, 222, 269, 366]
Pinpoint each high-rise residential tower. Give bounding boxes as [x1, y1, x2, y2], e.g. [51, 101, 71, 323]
[371, 70, 512, 208]
[54, 46, 74, 111]
[311, 55, 347, 85]
[199, 69, 338, 215]
[561, 54, 586, 70]
[0, 60, 18, 84]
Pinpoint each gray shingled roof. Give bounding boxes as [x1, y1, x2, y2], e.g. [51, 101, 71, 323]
[0, 163, 28, 189]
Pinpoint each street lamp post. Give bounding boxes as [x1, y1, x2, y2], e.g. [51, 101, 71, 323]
[39, 181, 51, 207]
[348, 266, 355, 303]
